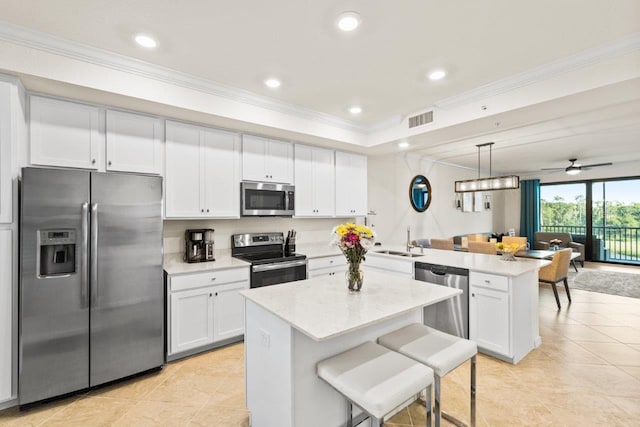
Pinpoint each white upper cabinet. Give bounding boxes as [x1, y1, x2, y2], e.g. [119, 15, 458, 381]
[242, 134, 293, 183]
[0, 81, 20, 224]
[30, 96, 102, 170]
[0, 230, 12, 402]
[335, 151, 367, 216]
[294, 144, 335, 217]
[165, 121, 240, 218]
[106, 110, 163, 175]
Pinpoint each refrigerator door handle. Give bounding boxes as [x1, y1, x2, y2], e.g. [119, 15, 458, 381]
[81, 202, 89, 307]
[90, 202, 98, 306]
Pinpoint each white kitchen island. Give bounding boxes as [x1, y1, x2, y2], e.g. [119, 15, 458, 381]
[240, 271, 461, 427]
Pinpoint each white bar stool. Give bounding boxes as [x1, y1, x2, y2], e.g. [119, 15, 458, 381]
[317, 341, 434, 427]
[378, 324, 477, 427]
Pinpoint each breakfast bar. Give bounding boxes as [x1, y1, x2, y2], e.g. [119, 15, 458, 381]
[240, 271, 461, 427]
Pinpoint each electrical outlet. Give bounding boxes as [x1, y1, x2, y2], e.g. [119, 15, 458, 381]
[260, 329, 270, 348]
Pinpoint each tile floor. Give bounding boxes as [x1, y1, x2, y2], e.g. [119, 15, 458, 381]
[0, 263, 638, 426]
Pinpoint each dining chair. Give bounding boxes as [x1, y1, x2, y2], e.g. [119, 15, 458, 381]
[468, 241, 497, 255]
[468, 234, 489, 242]
[502, 236, 527, 247]
[430, 238, 454, 250]
[538, 248, 573, 310]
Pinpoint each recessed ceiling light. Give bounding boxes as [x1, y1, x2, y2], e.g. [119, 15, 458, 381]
[428, 70, 447, 80]
[349, 106, 362, 115]
[398, 141, 410, 149]
[337, 12, 361, 32]
[134, 34, 158, 49]
[264, 78, 281, 89]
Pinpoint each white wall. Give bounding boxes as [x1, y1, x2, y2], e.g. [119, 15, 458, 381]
[164, 217, 349, 254]
[367, 153, 497, 245]
[501, 160, 640, 235]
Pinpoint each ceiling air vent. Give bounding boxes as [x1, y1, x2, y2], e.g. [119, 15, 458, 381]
[408, 111, 433, 128]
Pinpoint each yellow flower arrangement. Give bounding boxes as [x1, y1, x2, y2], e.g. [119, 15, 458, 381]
[496, 242, 523, 254]
[330, 223, 375, 291]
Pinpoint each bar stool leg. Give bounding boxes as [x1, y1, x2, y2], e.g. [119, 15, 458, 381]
[426, 385, 432, 427]
[346, 401, 352, 427]
[471, 355, 476, 427]
[434, 375, 441, 427]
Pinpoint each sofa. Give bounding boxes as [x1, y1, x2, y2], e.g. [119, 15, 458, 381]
[533, 232, 585, 267]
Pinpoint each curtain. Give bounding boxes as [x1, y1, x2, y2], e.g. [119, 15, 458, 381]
[520, 179, 541, 245]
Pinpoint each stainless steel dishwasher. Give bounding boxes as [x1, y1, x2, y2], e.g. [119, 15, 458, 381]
[415, 262, 469, 338]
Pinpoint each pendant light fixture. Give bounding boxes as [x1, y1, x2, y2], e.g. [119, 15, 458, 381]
[454, 142, 520, 193]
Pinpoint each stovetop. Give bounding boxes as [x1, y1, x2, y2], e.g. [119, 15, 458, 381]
[234, 251, 306, 266]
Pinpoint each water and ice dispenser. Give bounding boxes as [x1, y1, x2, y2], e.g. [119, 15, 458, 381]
[38, 229, 76, 277]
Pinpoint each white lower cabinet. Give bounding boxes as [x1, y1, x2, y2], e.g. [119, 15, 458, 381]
[0, 230, 12, 403]
[469, 282, 510, 356]
[168, 267, 249, 358]
[363, 253, 414, 279]
[307, 255, 347, 279]
[468, 270, 537, 364]
[170, 287, 215, 354]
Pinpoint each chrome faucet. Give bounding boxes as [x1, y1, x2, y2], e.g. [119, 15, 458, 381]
[406, 226, 413, 252]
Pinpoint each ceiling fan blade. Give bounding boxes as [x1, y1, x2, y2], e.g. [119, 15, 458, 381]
[581, 162, 613, 168]
[540, 167, 565, 170]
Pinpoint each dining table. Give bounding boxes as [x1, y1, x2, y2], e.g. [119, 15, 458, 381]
[453, 245, 581, 272]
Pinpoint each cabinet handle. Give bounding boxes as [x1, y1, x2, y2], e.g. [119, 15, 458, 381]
[108, 160, 112, 166]
[211, 277, 216, 281]
[329, 260, 334, 264]
[209, 293, 213, 297]
[91, 159, 96, 165]
[472, 293, 475, 297]
[215, 292, 218, 296]
[201, 209, 204, 213]
[484, 280, 491, 283]
[206, 209, 210, 213]
[265, 174, 269, 178]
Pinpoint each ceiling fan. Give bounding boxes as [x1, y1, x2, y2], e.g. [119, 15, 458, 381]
[542, 158, 613, 175]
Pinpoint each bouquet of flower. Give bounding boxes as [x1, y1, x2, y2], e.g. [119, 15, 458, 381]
[549, 239, 562, 246]
[330, 223, 375, 290]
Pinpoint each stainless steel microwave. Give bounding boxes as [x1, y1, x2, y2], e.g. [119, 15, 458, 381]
[241, 182, 295, 216]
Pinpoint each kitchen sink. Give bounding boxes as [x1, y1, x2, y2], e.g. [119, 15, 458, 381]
[374, 250, 422, 258]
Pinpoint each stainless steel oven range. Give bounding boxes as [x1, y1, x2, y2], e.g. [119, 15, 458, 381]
[231, 232, 307, 288]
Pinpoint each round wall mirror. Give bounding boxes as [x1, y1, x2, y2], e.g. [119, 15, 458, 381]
[409, 175, 432, 212]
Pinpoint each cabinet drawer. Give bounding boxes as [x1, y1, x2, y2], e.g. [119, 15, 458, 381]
[470, 272, 509, 292]
[364, 254, 413, 275]
[170, 268, 250, 292]
[308, 255, 345, 271]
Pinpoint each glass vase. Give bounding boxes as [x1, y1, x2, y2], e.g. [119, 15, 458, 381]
[501, 251, 517, 261]
[346, 262, 364, 291]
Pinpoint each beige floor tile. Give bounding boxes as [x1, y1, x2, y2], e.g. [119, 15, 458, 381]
[188, 404, 249, 427]
[142, 372, 226, 406]
[0, 395, 81, 427]
[112, 400, 202, 427]
[607, 396, 640, 419]
[574, 341, 640, 366]
[89, 369, 168, 401]
[554, 323, 617, 342]
[591, 325, 640, 344]
[40, 396, 133, 427]
[387, 407, 412, 425]
[618, 365, 640, 381]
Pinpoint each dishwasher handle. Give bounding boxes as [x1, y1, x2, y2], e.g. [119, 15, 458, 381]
[429, 265, 448, 276]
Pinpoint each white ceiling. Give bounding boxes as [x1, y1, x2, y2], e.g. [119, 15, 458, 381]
[1, 0, 639, 174]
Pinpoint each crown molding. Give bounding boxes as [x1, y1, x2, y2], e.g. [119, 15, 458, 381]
[0, 20, 368, 134]
[434, 32, 640, 110]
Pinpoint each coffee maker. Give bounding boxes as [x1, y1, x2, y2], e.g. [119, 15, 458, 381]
[185, 229, 215, 263]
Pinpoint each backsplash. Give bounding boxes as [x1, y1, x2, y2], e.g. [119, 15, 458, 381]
[163, 217, 354, 254]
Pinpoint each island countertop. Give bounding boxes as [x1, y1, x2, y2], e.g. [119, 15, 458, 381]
[240, 271, 461, 342]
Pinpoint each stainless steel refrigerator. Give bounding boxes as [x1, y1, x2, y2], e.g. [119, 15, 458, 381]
[19, 167, 164, 405]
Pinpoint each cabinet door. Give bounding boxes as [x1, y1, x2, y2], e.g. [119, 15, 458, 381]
[106, 110, 162, 174]
[267, 139, 293, 184]
[202, 128, 241, 217]
[312, 147, 335, 216]
[170, 287, 215, 354]
[165, 121, 204, 218]
[0, 83, 13, 223]
[469, 284, 510, 356]
[213, 281, 249, 342]
[242, 134, 269, 182]
[0, 230, 12, 401]
[30, 96, 102, 170]
[293, 145, 314, 216]
[335, 152, 367, 216]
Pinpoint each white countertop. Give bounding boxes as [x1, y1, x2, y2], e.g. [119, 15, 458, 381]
[365, 247, 551, 276]
[240, 270, 461, 342]
[163, 250, 250, 275]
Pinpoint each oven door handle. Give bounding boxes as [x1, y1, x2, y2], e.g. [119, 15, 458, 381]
[253, 260, 308, 272]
